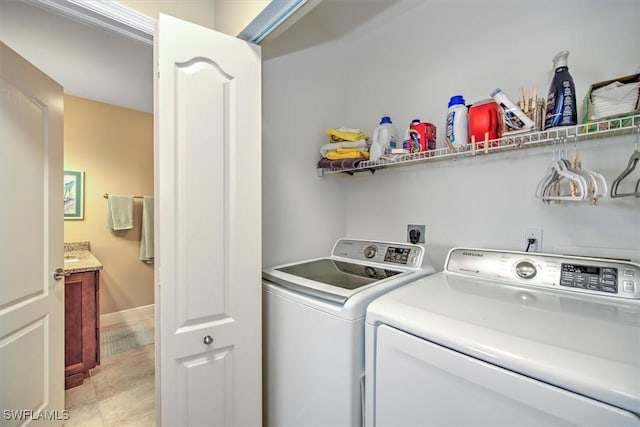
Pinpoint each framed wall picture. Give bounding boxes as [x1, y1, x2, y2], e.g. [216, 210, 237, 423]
[64, 170, 84, 220]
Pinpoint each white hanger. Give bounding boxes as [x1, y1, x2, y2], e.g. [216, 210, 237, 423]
[535, 138, 589, 203]
[569, 144, 607, 204]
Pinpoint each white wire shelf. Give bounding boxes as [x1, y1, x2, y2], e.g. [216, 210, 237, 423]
[317, 114, 640, 176]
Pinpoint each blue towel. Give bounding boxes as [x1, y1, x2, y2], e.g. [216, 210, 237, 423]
[106, 195, 134, 230]
[139, 197, 154, 263]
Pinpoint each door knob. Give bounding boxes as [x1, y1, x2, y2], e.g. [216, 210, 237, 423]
[53, 268, 70, 281]
[203, 335, 214, 345]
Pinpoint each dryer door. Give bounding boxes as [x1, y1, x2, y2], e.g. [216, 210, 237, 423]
[370, 324, 640, 426]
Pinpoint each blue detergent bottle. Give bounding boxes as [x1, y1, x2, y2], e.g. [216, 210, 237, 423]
[545, 51, 577, 128]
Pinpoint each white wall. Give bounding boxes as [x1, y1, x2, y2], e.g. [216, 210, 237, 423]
[343, 0, 640, 268]
[263, 0, 640, 269]
[262, 36, 349, 267]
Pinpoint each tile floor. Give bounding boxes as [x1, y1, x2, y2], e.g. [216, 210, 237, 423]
[64, 318, 155, 427]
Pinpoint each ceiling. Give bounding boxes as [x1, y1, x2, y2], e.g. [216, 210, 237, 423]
[0, 0, 402, 112]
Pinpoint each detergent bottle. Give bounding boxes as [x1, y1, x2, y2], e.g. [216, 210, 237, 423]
[545, 51, 577, 128]
[446, 95, 468, 148]
[370, 116, 397, 161]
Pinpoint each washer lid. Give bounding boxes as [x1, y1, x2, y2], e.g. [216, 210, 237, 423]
[366, 273, 640, 415]
[263, 258, 405, 304]
[276, 258, 402, 288]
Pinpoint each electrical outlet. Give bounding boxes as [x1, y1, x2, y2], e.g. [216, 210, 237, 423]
[407, 224, 426, 244]
[523, 227, 543, 252]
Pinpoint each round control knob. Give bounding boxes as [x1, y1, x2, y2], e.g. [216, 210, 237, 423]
[364, 245, 377, 259]
[515, 261, 537, 279]
[203, 335, 214, 345]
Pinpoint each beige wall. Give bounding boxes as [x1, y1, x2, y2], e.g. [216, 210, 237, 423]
[213, 0, 271, 36]
[115, 0, 269, 35]
[64, 95, 154, 316]
[117, 0, 215, 29]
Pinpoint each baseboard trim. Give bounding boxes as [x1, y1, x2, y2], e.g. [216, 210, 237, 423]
[100, 304, 154, 327]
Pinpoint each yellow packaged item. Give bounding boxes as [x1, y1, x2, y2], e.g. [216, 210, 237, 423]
[327, 128, 369, 143]
[326, 148, 370, 160]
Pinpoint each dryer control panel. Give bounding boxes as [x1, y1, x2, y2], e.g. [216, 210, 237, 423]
[560, 263, 618, 293]
[446, 248, 640, 299]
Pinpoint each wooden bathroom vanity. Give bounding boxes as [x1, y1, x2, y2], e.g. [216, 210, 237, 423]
[63, 242, 102, 389]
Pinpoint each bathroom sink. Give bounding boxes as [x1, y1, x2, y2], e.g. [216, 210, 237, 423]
[61, 246, 102, 272]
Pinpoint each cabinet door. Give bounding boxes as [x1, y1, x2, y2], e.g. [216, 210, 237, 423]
[65, 271, 97, 387]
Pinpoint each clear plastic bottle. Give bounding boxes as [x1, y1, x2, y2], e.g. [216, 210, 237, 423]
[491, 88, 535, 130]
[446, 95, 468, 148]
[545, 51, 577, 128]
[370, 116, 397, 161]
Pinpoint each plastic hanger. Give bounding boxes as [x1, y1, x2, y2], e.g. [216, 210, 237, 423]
[549, 159, 588, 201]
[569, 144, 607, 204]
[536, 140, 588, 202]
[610, 128, 640, 198]
[535, 143, 561, 199]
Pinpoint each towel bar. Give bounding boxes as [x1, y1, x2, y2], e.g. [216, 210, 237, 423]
[103, 193, 148, 199]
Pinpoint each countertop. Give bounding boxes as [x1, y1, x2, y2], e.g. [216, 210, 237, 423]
[64, 241, 103, 274]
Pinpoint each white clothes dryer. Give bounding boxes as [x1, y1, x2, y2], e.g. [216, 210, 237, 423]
[262, 239, 435, 427]
[365, 248, 640, 426]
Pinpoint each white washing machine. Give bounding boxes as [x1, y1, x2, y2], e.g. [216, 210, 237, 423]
[365, 248, 640, 426]
[262, 238, 435, 427]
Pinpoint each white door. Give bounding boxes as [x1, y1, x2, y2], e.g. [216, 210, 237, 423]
[0, 42, 65, 426]
[155, 14, 262, 426]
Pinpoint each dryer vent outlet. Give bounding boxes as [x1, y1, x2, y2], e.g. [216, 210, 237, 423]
[407, 225, 426, 244]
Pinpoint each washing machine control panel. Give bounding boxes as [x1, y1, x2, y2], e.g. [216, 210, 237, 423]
[447, 248, 640, 299]
[332, 239, 424, 269]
